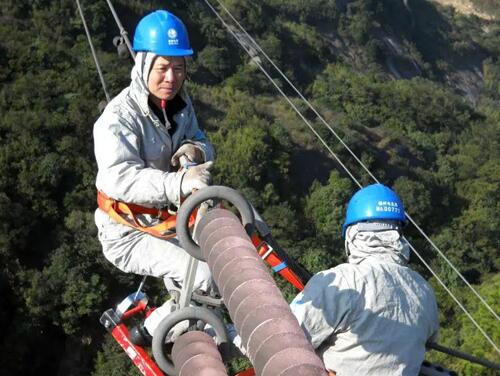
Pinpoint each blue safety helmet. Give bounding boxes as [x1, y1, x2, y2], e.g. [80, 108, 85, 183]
[133, 10, 193, 56]
[342, 183, 406, 237]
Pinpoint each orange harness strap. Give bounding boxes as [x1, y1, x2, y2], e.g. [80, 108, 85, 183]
[97, 190, 197, 239]
[250, 233, 306, 291]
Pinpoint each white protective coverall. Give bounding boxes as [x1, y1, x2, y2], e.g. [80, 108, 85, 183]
[94, 52, 215, 304]
[290, 224, 439, 376]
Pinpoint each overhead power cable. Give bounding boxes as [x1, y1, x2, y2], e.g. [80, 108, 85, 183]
[202, 0, 500, 354]
[202, 0, 361, 188]
[75, 0, 110, 102]
[207, 0, 500, 326]
[407, 240, 500, 354]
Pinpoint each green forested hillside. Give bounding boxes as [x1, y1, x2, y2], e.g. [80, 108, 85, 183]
[0, 1, 498, 375]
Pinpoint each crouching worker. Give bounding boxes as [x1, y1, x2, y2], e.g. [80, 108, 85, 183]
[290, 184, 439, 376]
[93, 10, 215, 344]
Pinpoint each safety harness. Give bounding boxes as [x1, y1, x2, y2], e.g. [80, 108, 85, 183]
[97, 190, 197, 239]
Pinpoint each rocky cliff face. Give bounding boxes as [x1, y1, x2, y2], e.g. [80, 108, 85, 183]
[431, 0, 495, 20]
[316, 0, 495, 104]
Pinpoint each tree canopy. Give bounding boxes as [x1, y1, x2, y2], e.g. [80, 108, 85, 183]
[0, 0, 498, 375]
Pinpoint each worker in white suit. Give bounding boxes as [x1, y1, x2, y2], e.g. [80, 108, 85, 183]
[94, 10, 214, 343]
[290, 183, 439, 376]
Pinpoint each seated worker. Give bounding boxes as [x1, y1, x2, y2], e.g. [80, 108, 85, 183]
[290, 183, 439, 376]
[93, 10, 214, 341]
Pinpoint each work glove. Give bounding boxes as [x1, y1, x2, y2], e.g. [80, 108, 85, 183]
[171, 143, 205, 168]
[180, 161, 213, 198]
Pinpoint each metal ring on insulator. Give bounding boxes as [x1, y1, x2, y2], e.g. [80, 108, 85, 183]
[177, 186, 255, 261]
[151, 306, 229, 375]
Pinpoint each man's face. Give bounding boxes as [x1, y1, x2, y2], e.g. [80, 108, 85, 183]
[148, 56, 186, 102]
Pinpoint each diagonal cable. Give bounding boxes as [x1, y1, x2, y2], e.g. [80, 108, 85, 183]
[202, 0, 500, 353]
[75, 0, 110, 102]
[407, 239, 500, 354]
[205, 0, 500, 325]
[201, 0, 362, 188]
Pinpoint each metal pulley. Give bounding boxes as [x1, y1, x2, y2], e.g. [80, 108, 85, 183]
[98, 100, 108, 113]
[113, 36, 129, 59]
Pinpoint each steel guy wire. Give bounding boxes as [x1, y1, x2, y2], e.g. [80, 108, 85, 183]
[206, 0, 500, 325]
[201, 0, 362, 188]
[209, 0, 379, 184]
[75, 0, 110, 102]
[407, 239, 500, 354]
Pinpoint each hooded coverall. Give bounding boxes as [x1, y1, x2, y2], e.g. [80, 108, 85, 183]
[289, 225, 439, 376]
[94, 52, 215, 302]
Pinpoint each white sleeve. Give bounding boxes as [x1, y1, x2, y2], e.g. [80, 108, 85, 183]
[94, 113, 184, 207]
[290, 268, 354, 349]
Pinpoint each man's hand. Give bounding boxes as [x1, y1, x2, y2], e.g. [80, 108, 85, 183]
[171, 143, 204, 168]
[180, 161, 213, 197]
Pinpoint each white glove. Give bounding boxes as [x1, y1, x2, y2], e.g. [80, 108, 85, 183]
[171, 143, 205, 167]
[180, 161, 213, 197]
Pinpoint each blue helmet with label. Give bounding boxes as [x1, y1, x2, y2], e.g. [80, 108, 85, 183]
[133, 10, 193, 56]
[342, 183, 406, 237]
